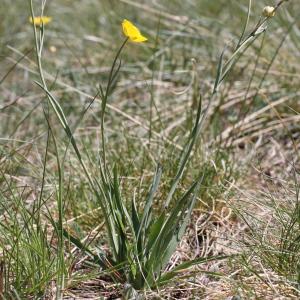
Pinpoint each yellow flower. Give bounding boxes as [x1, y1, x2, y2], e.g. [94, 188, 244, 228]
[29, 16, 52, 26]
[122, 19, 147, 43]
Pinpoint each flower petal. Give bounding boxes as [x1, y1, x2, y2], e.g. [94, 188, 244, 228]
[122, 19, 147, 43]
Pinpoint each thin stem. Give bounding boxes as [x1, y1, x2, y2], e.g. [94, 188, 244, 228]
[100, 37, 128, 174]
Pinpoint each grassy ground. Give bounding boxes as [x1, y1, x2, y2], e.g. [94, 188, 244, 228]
[0, 0, 300, 299]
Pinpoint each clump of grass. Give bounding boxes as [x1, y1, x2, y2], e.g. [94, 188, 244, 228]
[0, 173, 67, 299]
[238, 174, 300, 290]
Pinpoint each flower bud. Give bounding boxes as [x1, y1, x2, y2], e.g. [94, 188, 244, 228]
[262, 6, 276, 18]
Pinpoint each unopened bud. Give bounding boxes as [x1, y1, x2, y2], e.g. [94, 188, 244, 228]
[262, 6, 276, 18]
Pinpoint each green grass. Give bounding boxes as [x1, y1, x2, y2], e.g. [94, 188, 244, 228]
[0, 0, 300, 299]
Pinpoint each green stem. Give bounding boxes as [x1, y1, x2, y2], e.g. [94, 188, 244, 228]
[101, 38, 128, 173]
